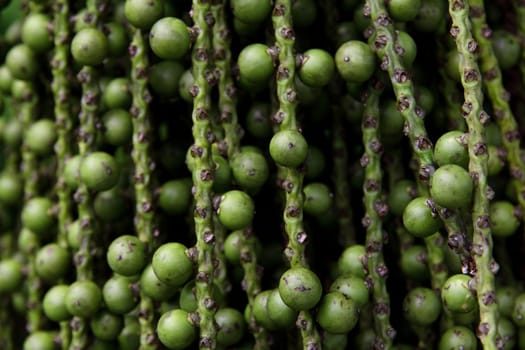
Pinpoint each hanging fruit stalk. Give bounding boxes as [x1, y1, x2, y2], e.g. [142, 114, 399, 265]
[271, 1, 321, 348]
[361, 76, 395, 348]
[190, 0, 218, 347]
[449, 0, 498, 348]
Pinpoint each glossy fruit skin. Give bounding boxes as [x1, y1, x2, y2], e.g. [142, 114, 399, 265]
[237, 43, 274, 85]
[231, 0, 272, 24]
[179, 279, 224, 312]
[413, 0, 445, 32]
[158, 178, 192, 215]
[178, 69, 194, 103]
[396, 31, 417, 66]
[103, 275, 138, 315]
[149, 17, 190, 60]
[21, 197, 55, 235]
[379, 99, 404, 145]
[103, 78, 132, 110]
[124, 0, 164, 30]
[497, 286, 518, 318]
[231, 149, 269, 194]
[102, 109, 133, 146]
[299, 49, 335, 88]
[316, 291, 359, 334]
[140, 264, 178, 301]
[266, 288, 297, 329]
[438, 325, 477, 350]
[303, 182, 333, 217]
[6, 44, 38, 81]
[403, 287, 441, 326]
[21, 13, 53, 53]
[388, 179, 417, 217]
[35, 243, 71, 282]
[43, 284, 71, 322]
[269, 130, 309, 168]
[157, 309, 196, 349]
[217, 190, 255, 230]
[245, 102, 272, 139]
[79, 152, 120, 192]
[335, 40, 375, 83]
[441, 274, 477, 314]
[25, 119, 58, 156]
[252, 290, 278, 330]
[491, 29, 521, 70]
[65, 280, 103, 318]
[71, 28, 108, 66]
[94, 189, 129, 222]
[434, 130, 469, 168]
[149, 60, 184, 97]
[402, 196, 442, 238]
[118, 319, 140, 350]
[399, 245, 429, 282]
[337, 244, 367, 278]
[64, 155, 82, 188]
[0, 172, 23, 205]
[23, 331, 57, 350]
[0, 259, 23, 293]
[215, 307, 246, 347]
[329, 275, 370, 307]
[512, 293, 525, 327]
[498, 317, 517, 350]
[292, 0, 316, 27]
[91, 310, 124, 341]
[388, 0, 422, 22]
[0, 66, 13, 94]
[152, 242, 193, 287]
[278, 267, 322, 311]
[490, 201, 520, 237]
[107, 235, 147, 276]
[429, 164, 473, 209]
[103, 22, 128, 58]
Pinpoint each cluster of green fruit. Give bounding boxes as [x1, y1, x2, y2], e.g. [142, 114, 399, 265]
[0, 0, 524, 349]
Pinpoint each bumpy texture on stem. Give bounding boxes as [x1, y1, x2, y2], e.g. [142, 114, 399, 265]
[271, 2, 320, 348]
[70, 1, 102, 348]
[18, 81, 42, 333]
[367, 0, 449, 293]
[211, 1, 268, 346]
[51, 0, 73, 347]
[470, 0, 525, 232]
[128, 27, 156, 350]
[361, 77, 395, 349]
[210, 0, 230, 296]
[191, 1, 218, 347]
[449, 0, 498, 348]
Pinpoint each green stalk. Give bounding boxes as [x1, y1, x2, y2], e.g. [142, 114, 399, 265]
[191, 1, 217, 347]
[127, 27, 157, 350]
[70, 1, 104, 347]
[272, 2, 320, 348]
[51, 0, 73, 347]
[470, 0, 525, 233]
[449, 0, 498, 348]
[211, 1, 268, 346]
[367, 0, 434, 193]
[17, 80, 43, 333]
[367, 0, 449, 294]
[361, 77, 394, 349]
[70, 66, 97, 350]
[210, 0, 232, 296]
